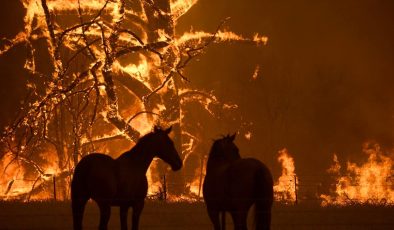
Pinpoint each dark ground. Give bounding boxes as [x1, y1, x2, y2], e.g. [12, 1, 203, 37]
[0, 201, 393, 229]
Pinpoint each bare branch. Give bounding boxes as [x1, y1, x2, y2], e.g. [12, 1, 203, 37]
[126, 111, 161, 125]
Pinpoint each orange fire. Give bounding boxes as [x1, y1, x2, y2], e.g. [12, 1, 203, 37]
[274, 148, 298, 203]
[0, 153, 31, 199]
[0, 150, 64, 201]
[185, 165, 205, 198]
[321, 142, 394, 206]
[1, 0, 266, 201]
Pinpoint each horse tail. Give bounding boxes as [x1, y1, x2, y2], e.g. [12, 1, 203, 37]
[254, 165, 274, 230]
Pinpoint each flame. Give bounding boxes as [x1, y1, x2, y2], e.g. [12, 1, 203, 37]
[185, 166, 204, 198]
[46, 0, 110, 12]
[274, 148, 298, 203]
[166, 193, 200, 203]
[0, 150, 63, 201]
[321, 142, 394, 206]
[146, 159, 164, 196]
[0, 153, 31, 199]
[187, 178, 202, 197]
[176, 30, 268, 47]
[113, 58, 150, 87]
[251, 65, 260, 80]
[1, 0, 267, 201]
[170, 0, 198, 21]
[244, 131, 252, 140]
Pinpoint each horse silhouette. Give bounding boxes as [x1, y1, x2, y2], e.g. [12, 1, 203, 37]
[203, 134, 273, 230]
[71, 126, 182, 230]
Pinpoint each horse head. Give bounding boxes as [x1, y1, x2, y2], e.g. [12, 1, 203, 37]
[209, 133, 241, 162]
[151, 125, 182, 171]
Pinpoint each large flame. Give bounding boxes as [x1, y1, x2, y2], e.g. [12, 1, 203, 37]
[274, 148, 298, 203]
[321, 142, 394, 206]
[0, 0, 266, 201]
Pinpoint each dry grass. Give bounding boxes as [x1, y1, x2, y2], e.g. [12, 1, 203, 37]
[0, 200, 393, 229]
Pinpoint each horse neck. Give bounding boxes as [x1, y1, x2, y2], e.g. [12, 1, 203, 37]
[118, 141, 155, 174]
[206, 155, 236, 173]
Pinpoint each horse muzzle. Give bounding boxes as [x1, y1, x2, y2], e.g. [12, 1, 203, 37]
[171, 159, 182, 171]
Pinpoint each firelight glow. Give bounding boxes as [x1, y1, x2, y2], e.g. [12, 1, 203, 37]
[321, 142, 394, 206]
[0, 0, 267, 201]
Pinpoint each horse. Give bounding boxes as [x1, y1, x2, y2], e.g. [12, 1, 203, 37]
[203, 134, 273, 230]
[71, 126, 182, 230]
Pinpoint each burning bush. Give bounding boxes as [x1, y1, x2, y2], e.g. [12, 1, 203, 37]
[321, 142, 394, 206]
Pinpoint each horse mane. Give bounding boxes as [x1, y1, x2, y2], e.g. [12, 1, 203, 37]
[120, 126, 167, 158]
[133, 126, 168, 147]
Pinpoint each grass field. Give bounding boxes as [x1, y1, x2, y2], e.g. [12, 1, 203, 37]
[0, 200, 394, 229]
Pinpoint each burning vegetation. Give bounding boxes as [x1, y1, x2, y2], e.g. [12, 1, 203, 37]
[321, 142, 394, 206]
[0, 0, 266, 201]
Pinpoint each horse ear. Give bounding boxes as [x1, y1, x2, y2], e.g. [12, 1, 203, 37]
[164, 126, 172, 134]
[230, 133, 236, 141]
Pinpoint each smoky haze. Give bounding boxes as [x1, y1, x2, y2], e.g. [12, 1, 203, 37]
[176, 0, 394, 176]
[1, 0, 394, 179]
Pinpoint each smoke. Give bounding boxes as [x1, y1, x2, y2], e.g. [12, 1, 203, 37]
[176, 0, 394, 177]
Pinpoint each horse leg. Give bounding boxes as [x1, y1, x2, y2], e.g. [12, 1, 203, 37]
[207, 208, 221, 230]
[231, 210, 248, 230]
[255, 202, 272, 230]
[98, 203, 111, 230]
[221, 211, 226, 230]
[72, 196, 88, 230]
[120, 205, 129, 230]
[131, 200, 144, 230]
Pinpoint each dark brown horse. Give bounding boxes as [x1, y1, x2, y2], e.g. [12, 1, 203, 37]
[203, 134, 273, 230]
[71, 126, 182, 230]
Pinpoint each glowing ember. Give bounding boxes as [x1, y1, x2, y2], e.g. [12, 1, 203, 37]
[244, 131, 252, 140]
[251, 65, 260, 80]
[274, 148, 298, 203]
[321, 142, 394, 206]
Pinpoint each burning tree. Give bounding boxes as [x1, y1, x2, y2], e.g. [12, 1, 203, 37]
[0, 0, 267, 200]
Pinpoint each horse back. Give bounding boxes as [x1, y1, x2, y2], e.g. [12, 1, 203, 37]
[230, 158, 273, 186]
[229, 158, 274, 209]
[71, 153, 117, 201]
[204, 158, 273, 210]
